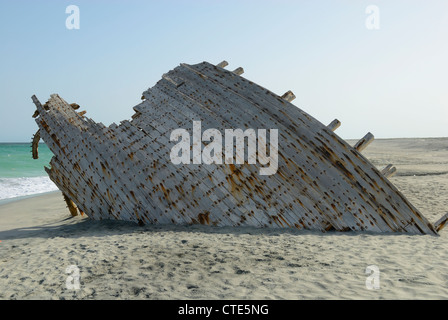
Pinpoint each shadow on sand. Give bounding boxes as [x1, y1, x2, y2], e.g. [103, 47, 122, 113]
[0, 215, 418, 242]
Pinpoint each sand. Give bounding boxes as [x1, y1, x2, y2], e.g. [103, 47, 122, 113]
[0, 138, 447, 300]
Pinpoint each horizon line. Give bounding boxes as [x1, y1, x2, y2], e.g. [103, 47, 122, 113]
[1, 136, 448, 144]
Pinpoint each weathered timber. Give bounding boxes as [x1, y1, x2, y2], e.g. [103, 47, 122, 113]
[31, 129, 40, 160]
[327, 119, 341, 132]
[381, 164, 393, 175]
[434, 213, 448, 232]
[354, 132, 375, 152]
[216, 60, 229, 68]
[31, 60, 445, 235]
[63, 193, 79, 217]
[381, 164, 397, 178]
[281, 91, 296, 102]
[232, 67, 244, 75]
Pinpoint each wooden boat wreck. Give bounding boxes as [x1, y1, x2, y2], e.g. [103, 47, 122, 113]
[31, 60, 448, 235]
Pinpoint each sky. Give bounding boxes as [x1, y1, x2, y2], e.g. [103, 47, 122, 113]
[0, 0, 447, 142]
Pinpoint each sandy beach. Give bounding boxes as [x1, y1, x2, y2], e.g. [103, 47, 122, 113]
[0, 138, 447, 300]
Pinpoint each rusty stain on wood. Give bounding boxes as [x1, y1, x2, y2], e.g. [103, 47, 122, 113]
[30, 60, 445, 235]
[63, 193, 79, 217]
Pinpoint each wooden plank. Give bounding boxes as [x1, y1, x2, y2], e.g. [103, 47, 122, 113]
[354, 132, 375, 152]
[327, 119, 341, 131]
[434, 213, 448, 232]
[281, 91, 296, 102]
[216, 61, 229, 68]
[232, 67, 244, 75]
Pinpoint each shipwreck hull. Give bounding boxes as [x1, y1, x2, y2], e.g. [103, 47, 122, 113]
[32, 61, 443, 235]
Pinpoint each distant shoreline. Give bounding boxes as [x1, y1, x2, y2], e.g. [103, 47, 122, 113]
[0, 142, 47, 145]
[0, 190, 60, 207]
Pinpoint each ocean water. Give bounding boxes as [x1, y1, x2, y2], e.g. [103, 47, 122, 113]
[0, 143, 58, 201]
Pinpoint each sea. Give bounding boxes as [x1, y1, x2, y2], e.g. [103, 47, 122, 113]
[0, 143, 58, 202]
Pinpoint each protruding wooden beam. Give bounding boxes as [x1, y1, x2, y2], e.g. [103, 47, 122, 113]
[327, 119, 341, 131]
[232, 67, 244, 75]
[32, 100, 50, 118]
[216, 60, 229, 68]
[31, 129, 41, 159]
[63, 193, 79, 217]
[70, 103, 80, 110]
[380, 164, 393, 175]
[32, 110, 39, 118]
[385, 167, 397, 178]
[381, 164, 397, 178]
[434, 212, 448, 232]
[354, 132, 374, 152]
[281, 90, 296, 102]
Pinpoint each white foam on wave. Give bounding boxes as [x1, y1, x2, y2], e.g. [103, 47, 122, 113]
[0, 176, 59, 201]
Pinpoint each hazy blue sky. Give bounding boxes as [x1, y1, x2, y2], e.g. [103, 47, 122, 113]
[0, 0, 447, 142]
